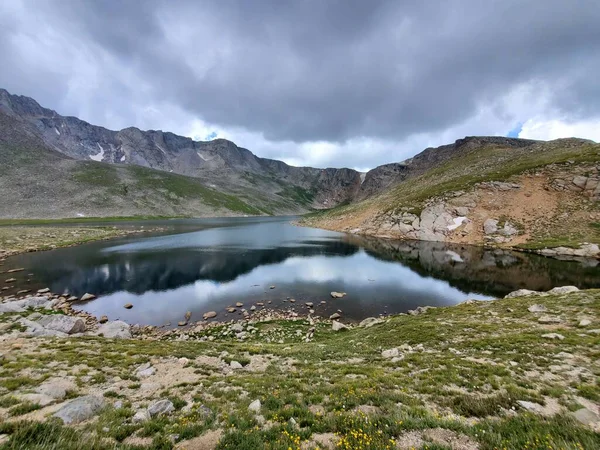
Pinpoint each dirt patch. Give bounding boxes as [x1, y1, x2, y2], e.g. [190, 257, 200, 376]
[396, 428, 479, 450]
[302, 432, 337, 450]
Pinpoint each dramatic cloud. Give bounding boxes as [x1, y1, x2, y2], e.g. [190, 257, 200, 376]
[1, 0, 599, 169]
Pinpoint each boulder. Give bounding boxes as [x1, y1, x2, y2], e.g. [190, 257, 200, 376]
[230, 361, 243, 369]
[123, 303, 133, 309]
[483, 218, 499, 234]
[505, 289, 541, 299]
[579, 319, 592, 327]
[98, 315, 108, 324]
[36, 379, 75, 400]
[14, 296, 52, 309]
[528, 304, 547, 313]
[37, 315, 86, 334]
[572, 408, 600, 426]
[53, 396, 105, 424]
[96, 320, 131, 339]
[148, 399, 174, 417]
[132, 409, 151, 423]
[80, 293, 96, 301]
[332, 321, 349, 331]
[248, 399, 261, 413]
[541, 333, 564, 340]
[329, 313, 341, 320]
[572, 175, 588, 189]
[359, 317, 384, 328]
[331, 292, 347, 298]
[548, 286, 579, 295]
[203, 311, 217, 319]
[382, 348, 400, 359]
[0, 302, 25, 313]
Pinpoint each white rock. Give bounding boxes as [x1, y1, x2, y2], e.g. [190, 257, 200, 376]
[548, 286, 579, 295]
[230, 361, 243, 369]
[483, 218, 499, 234]
[248, 399, 261, 413]
[542, 333, 565, 340]
[132, 409, 151, 423]
[331, 292, 347, 298]
[96, 320, 131, 339]
[37, 315, 85, 334]
[579, 319, 592, 327]
[517, 400, 544, 413]
[382, 348, 400, 358]
[80, 293, 96, 301]
[332, 320, 349, 331]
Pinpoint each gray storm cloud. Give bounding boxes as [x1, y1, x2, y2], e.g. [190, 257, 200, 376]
[1, 0, 599, 168]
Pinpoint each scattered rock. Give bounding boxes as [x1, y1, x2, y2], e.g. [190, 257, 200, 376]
[542, 333, 565, 340]
[97, 320, 131, 339]
[37, 288, 50, 294]
[305, 302, 314, 307]
[528, 304, 547, 313]
[483, 218, 499, 234]
[132, 409, 151, 423]
[235, 302, 243, 307]
[37, 315, 86, 334]
[332, 320, 349, 331]
[5, 278, 16, 283]
[230, 361, 243, 369]
[548, 286, 580, 295]
[98, 315, 108, 324]
[382, 348, 400, 358]
[248, 399, 261, 413]
[124, 303, 133, 309]
[203, 311, 217, 319]
[269, 285, 275, 289]
[538, 315, 562, 324]
[408, 306, 434, 315]
[505, 289, 541, 298]
[330, 291, 346, 298]
[329, 313, 341, 320]
[148, 399, 175, 417]
[517, 400, 544, 413]
[579, 319, 592, 327]
[80, 293, 96, 301]
[178, 321, 188, 327]
[53, 395, 105, 424]
[359, 317, 384, 328]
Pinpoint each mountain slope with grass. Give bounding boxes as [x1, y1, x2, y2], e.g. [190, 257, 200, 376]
[0, 112, 267, 218]
[303, 137, 600, 256]
[0, 88, 368, 215]
[0, 287, 599, 449]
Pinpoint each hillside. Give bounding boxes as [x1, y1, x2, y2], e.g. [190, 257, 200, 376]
[0, 287, 599, 449]
[0, 89, 369, 216]
[303, 137, 600, 256]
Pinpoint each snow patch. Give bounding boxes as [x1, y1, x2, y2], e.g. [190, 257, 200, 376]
[89, 143, 105, 162]
[360, 173, 367, 184]
[76, 213, 85, 217]
[120, 155, 126, 162]
[447, 216, 467, 231]
[54, 127, 60, 135]
[197, 151, 208, 161]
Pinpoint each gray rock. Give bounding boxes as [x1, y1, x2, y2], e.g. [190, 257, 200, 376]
[14, 296, 52, 309]
[538, 316, 563, 324]
[132, 409, 151, 423]
[572, 408, 600, 426]
[541, 333, 564, 340]
[53, 395, 105, 424]
[548, 286, 579, 295]
[359, 317, 384, 328]
[148, 399, 174, 417]
[230, 361, 243, 369]
[572, 175, 588, 189]
[248, 399, 261, 412]
[80, 293, 96, 301]
[37, 315, 85, 334]
[505, 289, 541, 299]
[0, 302, 25, 313]
[331, 291, 347, 298]
[19, 393, 55, 406]
[483, 218, 499, 234]
[332, 320, 349, 331]
[137, 367, 156, 378]
[37, 288, 50, 294]
[203, 311, 217, 319]
[382, 348, 400, 358]
[96, 320, 131, 339]
[36, 379, 75, 400]
[528, 304, 547, 313]
[517, 400, 544, 413]
[329, 313, 341, 320]
[231, 323, 244, 333]
[579, 319, 592, 327]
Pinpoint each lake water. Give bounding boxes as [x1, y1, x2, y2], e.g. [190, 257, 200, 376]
[3, 216, 600, 327]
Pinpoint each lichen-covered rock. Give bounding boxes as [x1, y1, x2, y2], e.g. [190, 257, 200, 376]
[37, 315, 85, 334]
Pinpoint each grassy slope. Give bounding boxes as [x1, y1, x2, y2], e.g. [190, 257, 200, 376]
[304, 139, 600, 245]
[0, 290, 599, 449]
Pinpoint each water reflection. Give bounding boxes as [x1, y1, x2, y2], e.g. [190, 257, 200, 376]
[3, 216, 599, 326]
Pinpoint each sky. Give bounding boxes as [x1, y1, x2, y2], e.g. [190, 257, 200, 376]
[1, 0, 599, 171]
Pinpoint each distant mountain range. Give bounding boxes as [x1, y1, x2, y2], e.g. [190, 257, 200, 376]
[0, 87, 549, 219]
